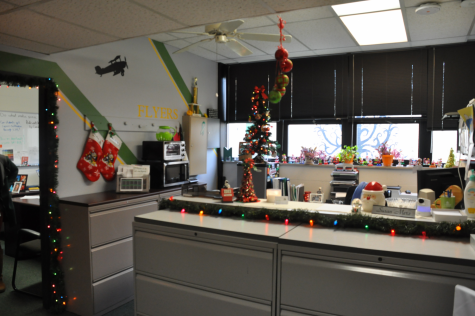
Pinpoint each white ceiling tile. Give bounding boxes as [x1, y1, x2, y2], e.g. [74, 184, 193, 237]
[406, 1, 475, 41]
[3, 0, 41, 5]
[472, 24, 475, 36]
[410, 36, 467, 47]
[263, 0, 351, 12]
[404, 0, 454, 8]
[31, 0, 183, 38]
[0, 1, 15, 13]
[360, 42, 411, 51]
[238, 16, 275, 30]
[167, 26, 207, 39]
[315, 46, 361, 56]
[166, 38, 227, 61]
[469, 35, 475, 40]
[238, 25, 307, 54]
[133, 0, 271, 26]
[148, 33, 179, 42]
[0, 10, 117, 49]
[289, 50, 316, 58]
[0, 32, 63, 54]
[219, 59, 238, 64]
[267, 6, 335, 23]
[285, 18, 356, 50]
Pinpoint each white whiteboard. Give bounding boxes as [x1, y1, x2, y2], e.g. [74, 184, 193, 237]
[0, 111, 39, 166]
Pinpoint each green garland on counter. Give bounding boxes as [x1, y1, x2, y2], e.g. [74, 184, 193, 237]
[160, 198, 475, 238]
[0, 75, 65, 313]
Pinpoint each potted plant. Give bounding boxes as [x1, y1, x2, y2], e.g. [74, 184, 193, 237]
[338, 145, 358, 164]
[300, 147, 317, 165]
[377, 142, 402, 167]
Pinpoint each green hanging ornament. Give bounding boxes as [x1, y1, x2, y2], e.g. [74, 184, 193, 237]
[269, 90, 281, 104]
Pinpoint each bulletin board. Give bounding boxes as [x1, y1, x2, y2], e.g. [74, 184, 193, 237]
[0, 111, 39, 166]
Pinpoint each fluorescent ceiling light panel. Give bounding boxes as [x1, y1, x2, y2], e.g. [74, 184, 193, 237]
[340, 10, 407, 46]
[332, 0, 400, 16]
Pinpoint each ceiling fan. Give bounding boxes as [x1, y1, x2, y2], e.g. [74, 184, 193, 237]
[170, 20, 292, 57]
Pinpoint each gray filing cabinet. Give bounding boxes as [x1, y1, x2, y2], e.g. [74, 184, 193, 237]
[133, 209, 289, 316]
[59, 189, 181, 316]
[183, 115, 208, 175]
[277, 226, 475, 316]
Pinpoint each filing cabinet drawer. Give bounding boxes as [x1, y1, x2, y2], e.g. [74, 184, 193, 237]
[93, 268, 134, 314]
[136, 274, 271, 316]
[280, 255, 475, 316]
[91, 238, 133, 282]
[134, 231, 273, 301]
[90, 201, 157, 247]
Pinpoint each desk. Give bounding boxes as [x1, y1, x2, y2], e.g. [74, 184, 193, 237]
[4, 197, 40, 257]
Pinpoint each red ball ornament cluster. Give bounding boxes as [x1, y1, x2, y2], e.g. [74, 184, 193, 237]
[269, 16, 293, 104]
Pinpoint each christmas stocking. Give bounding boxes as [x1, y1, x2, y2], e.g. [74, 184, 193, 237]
[99, 130, 122, 181]
[77, 129, 104, 182]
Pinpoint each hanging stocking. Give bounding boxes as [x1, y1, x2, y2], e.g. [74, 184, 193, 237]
[99, 124, 122, 181]
[77, 124, 104, 182]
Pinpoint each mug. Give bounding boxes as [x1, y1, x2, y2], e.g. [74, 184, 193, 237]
[434, 196, 456, 209]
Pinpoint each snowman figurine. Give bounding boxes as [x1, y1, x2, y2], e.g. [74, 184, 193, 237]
[223, 180, 231, 189]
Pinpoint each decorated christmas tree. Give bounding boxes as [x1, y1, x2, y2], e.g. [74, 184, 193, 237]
[445, 147, 455, 168]
[237, 158, 259, 202]
[242, 86, 281, 163]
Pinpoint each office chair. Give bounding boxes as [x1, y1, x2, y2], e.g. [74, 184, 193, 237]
[5, 201, 42, 298]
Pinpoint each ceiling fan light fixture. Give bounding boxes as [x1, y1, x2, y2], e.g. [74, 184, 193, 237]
[415, 3, 441, 15]
[216, 35, 228, 43]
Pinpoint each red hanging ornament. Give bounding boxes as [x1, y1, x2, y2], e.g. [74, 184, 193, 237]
[280, 59, 293, 73]
[275, 47, 288, 61]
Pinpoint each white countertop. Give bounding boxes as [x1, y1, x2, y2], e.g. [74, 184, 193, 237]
[174, 196, 352, 215]
[135, 210, 299, 239]
[280, 225, 475, 262]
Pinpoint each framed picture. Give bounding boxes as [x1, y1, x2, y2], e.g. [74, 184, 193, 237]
[16, 174, 28, 192]
[309, 193, 324, 203]
[12, 181, 22, 194]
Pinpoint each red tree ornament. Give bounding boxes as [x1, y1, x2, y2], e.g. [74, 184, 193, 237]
[275, 47, 288, 61]
[280, 59, 293, 73]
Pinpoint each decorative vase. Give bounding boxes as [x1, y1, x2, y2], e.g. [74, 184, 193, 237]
[304, 191, 311, 202]
[382, 155, 394, 167]
[305, 157, 314, 165]
[344, 158, 354, 164]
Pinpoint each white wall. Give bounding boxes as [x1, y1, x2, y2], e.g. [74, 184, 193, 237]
[0, 37, 219, 197]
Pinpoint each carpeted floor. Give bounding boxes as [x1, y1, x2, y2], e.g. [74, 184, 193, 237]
[0, 240, 134, 316]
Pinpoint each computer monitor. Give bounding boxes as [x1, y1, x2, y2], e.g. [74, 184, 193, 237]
[417, 168, 465, 209]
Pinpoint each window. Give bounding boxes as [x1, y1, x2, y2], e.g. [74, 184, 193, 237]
[287, 124, 342, 158]
[357, 123, 419, 159]
[227, 122, 277, 157]
[432, 130, 458, 163]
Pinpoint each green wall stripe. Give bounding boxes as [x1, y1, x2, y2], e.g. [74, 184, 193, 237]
[152, 40, 193, 104]
[0, 51, 137, 164]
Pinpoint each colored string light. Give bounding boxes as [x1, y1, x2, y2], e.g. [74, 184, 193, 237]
[242, 214, 245, 218]
[456, 225, 462, 231]
[199, 211, 203, 215]
[365, 225, 369, 230]
[309, 220, 313, 226]
[285, 219, 288, 224]
[391, 229, 395, 235]
[265, 215, 269, 220]
[181, 209, 185, 213]
[218, 209, 222, 214]
[334, 220, 338, 226]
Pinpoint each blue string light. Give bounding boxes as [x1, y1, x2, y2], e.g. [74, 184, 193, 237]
[334, 220, 338, 226]
[219, 209, 222, 214]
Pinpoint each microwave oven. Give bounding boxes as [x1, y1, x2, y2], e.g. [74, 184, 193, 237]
[146, 160, 189, 188]
[142, 141, 186, 161]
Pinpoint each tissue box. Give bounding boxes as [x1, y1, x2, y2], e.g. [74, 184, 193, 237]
[432, 209, 467, 222]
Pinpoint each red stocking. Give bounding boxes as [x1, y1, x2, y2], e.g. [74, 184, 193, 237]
[77, 129, 104, 182]
[99, 130, 122, 181]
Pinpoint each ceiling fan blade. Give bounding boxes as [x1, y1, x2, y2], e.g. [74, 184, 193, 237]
[170, 31, 211, 36]
[225, 39, 252, 57]
[237, 33, 292, 43]
[173, 38, 214, 54]
[218, 20, 244, 34]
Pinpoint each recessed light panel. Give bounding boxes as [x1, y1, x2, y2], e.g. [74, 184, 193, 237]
[332, 0, 400, 16]
[340, 10, 407, 46]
